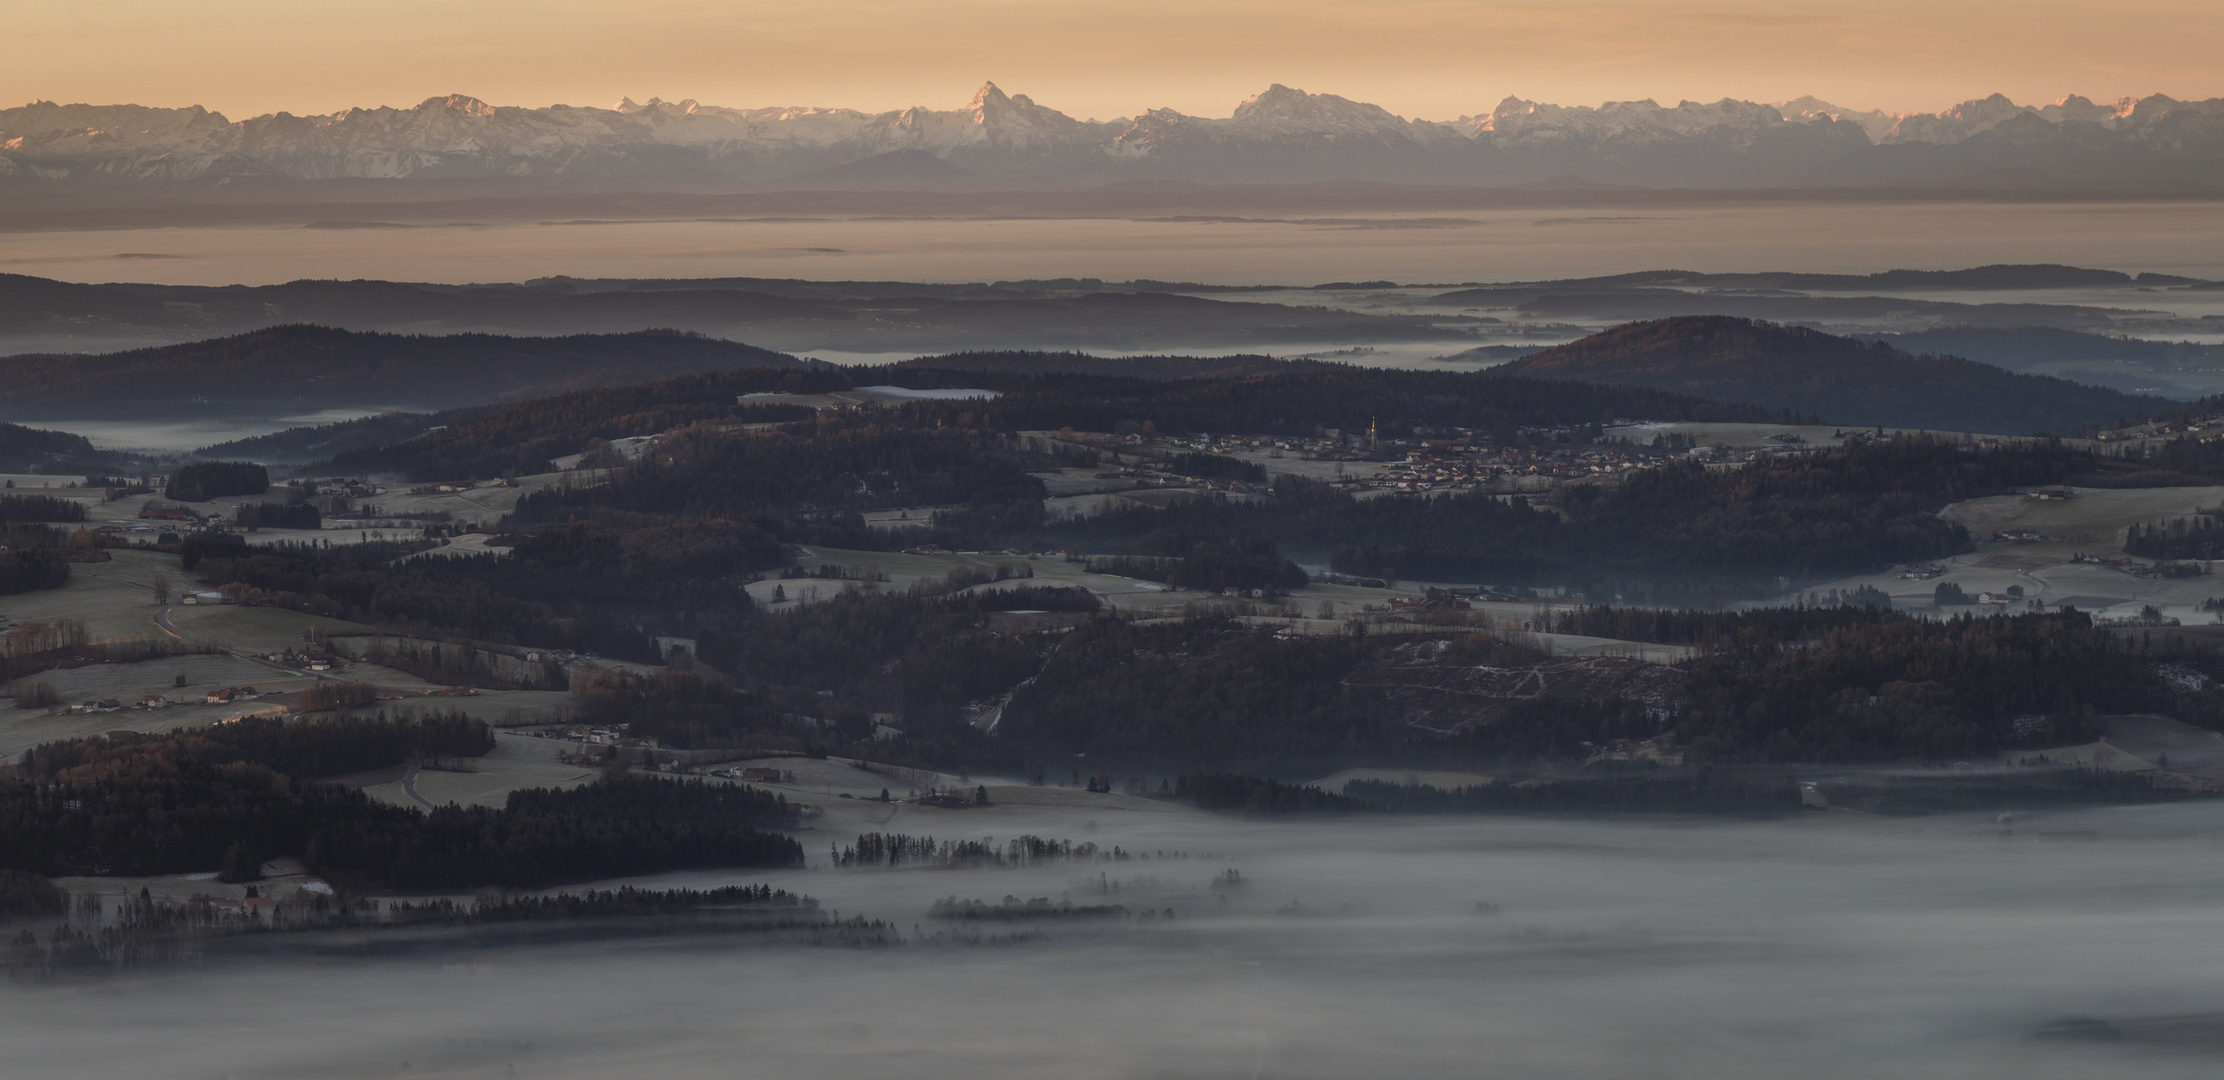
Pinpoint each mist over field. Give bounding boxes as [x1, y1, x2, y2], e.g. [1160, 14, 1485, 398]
[10, 807, 2224, 1078]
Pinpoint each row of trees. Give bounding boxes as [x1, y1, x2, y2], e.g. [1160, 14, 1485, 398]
[21, 711, 494, 782]
[2126, 515, 2224, 560]
[832, 833, 1106, 868]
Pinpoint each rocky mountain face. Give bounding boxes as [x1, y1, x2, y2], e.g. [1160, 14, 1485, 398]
[4, 83, 2221, 190]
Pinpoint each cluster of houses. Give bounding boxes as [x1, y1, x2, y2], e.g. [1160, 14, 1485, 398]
[262, 648, 344, 672]
[711, 765, 791, 783]
[1072, 424, 1849, 500]
[68, 686, 262, 713]
[524, 722, 639, 746]
[2095, 417, 2224, 443]
[296, 478, 384, 500]
[133, 504, 235, 537]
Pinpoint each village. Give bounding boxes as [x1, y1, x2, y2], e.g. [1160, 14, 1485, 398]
[1018, 418, 1931, 504]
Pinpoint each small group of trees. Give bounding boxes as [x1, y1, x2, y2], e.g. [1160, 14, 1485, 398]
[165, 460, 269, 502]
[0, 494, 85, 523]
[0, 523, 70, 597]
[234, 501, 321, 531]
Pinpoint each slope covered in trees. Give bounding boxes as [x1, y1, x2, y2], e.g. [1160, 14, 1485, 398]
[0, 325, 805, 417]
[1494, 316, 2163, 433]
[0, 420, 100, 471]
[511, 425, 1049, 523]
[319, 369, 838, 480]
[1017, 437, 2074, 594]
[3, 724, 803, 890]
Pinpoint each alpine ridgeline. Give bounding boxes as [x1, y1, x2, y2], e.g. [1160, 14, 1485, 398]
[5, 84, 2221, 191]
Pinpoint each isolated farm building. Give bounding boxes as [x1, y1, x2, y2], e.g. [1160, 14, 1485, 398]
[138, 695, 167, 708]
[206, 688, 238, 704]
[740, 767, 785, 783]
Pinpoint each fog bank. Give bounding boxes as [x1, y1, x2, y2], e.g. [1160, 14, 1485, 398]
[10, 802, 2224, 1077]
[13, 202, 2224, 289]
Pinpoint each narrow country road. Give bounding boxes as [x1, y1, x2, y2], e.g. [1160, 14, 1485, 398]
[400, 763, 436, 810]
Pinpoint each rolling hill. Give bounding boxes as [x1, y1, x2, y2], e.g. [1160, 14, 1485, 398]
[1491, 316, 2164, 433]
[0, 325, 804, 418]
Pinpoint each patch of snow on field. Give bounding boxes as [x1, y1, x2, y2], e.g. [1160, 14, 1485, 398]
[2158, 664, 2210, 692]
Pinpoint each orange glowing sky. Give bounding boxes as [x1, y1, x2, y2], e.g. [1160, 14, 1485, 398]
[11, 1, 2222, 121]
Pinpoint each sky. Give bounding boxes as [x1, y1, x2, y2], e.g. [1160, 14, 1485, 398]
[9, 0, 2223, 122]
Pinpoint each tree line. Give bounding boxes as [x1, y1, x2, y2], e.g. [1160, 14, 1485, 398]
[0, 494, 85, 523]
[2126, 515, 2224, 560]
[1673, 610, 2215, 762]
[3, 727, 805, 891]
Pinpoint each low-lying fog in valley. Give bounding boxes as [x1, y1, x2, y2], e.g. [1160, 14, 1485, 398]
[12, 201, 2224, 292]
[12, 803, 2224, 1078]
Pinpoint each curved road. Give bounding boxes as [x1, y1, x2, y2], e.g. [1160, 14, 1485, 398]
[399, 763, 436, 810]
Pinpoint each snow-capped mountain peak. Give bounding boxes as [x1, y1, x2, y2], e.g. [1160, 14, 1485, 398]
[969, 81, 1009, 111]
[418, 94, 498, 118]
[1770, 96, 1901, 141]
[1231, 84, 1403, 126]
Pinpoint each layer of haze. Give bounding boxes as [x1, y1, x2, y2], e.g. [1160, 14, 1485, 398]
[14, 202, 2224, 289]
[10, 806, 2224, 1077]
[10, 1, 2222, 120]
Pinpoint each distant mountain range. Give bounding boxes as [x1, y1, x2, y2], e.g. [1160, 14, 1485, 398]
[0, 271, 1481, 356]
[1494, 316, 2165, 434]
[5, 83, 2222, 192]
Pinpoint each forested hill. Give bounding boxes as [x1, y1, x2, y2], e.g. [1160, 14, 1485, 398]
[1492, 316, 2165, 434]
[0, 325, 804, 417]
[314, 362, 1776, 482]
[0, 421, 98, 472]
